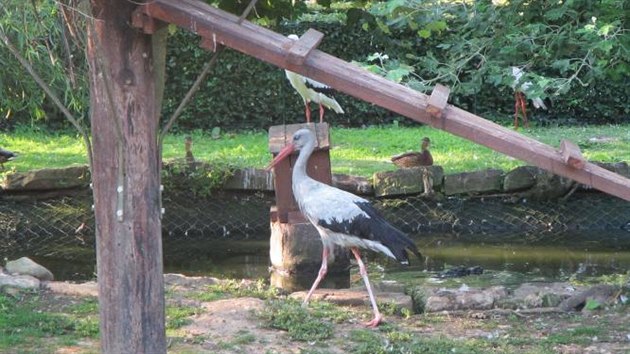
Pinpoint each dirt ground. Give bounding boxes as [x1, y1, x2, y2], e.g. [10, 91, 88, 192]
[35, 275, 630, 353]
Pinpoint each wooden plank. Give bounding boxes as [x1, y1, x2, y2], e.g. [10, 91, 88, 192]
[269, 122, 330, 153]
[137, 0, 630, 202]
[286, 29, 324, 66]
[560, 140, 586, 169]
[269, 123, 332, 222]
[427, 84, 450, 118]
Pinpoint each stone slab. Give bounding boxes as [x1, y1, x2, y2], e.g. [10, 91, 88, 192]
[373, 166, 444, 197]
[2, 165, 90, 191]
[444, 169, 503, 195]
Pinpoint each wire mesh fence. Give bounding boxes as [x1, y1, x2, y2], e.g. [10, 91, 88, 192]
[1, 190, 629, 260]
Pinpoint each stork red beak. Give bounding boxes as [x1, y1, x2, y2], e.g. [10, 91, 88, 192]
[266, 143, 296, 171]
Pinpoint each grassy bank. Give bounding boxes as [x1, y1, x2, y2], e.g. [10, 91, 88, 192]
[2, 279, 629, 353]
[1, 124, 628, 177]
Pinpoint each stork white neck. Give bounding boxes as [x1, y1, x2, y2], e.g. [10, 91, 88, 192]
[292, 132, 317, 183]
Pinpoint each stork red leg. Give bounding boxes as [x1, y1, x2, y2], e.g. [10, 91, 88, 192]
[514, 91, 520, 129]
[350, 248, 382, 327]
[305, 100, 312, 123]
[319, 103, 325, 123]
[303, 247, 329, 305]
[518, 93, 529, 128]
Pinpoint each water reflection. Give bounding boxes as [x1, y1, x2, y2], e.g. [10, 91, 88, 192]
[28, 231, 630, 283]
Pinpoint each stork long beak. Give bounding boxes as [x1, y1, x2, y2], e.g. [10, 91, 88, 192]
[266, 143, 296, 171]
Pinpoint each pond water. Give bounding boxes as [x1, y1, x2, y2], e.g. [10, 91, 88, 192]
[30, 231, 630, 288]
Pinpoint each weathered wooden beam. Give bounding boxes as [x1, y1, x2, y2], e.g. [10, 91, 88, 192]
[427, 84, 450, 119]
[560, 140, 586, 169]
[131, 9, 166, 34]
[286, 29, 324, 66]
[137, 0, 630, 201]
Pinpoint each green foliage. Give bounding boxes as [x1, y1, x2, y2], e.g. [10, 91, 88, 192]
[0, 291, 98, 349]
[166, 305, 201, 330]
[4, 1, 627, 131]
[3, 124, 629, 178]
[162, 160, 236, 198]
[0, 0, 88, 129]
[257, 299, 335, 341]
[189, 279, 279, 302]
[361, 0, 630, 124]
[161, 20, 402, 131]
[348, 328, 489, 354]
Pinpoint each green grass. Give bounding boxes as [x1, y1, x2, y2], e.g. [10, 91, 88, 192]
[1, 124, 629, 177]
[0, 291, 98, 350]
[187, 279, 278, 302]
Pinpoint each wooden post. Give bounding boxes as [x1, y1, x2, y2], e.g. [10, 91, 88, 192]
[87, 2, 166, 353]
[268, 123, 349, 291]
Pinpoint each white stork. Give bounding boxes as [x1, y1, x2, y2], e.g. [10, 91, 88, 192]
[285, 34, 344, 123]
[511, 66, 547, 129]
[267, 128, 421, 327]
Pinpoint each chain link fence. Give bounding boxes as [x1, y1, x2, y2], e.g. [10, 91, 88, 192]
[1, 190, 629, 260]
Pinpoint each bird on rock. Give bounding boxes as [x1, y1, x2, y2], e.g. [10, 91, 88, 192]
[267, 128, 421, 327]
[284, 34, 344, 123]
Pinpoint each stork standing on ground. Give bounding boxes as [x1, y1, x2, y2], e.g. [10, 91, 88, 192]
[285, 35, 344, 123]
[511, 66, 547, 129]
[0, 147, 17, 170]
[267, 128, 421, 327]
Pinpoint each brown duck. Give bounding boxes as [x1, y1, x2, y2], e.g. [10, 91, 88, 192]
[391, 137, 433, 168]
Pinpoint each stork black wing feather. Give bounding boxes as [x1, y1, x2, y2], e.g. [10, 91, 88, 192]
[318, 201, 422, 264]
[304, 79, 335, 95]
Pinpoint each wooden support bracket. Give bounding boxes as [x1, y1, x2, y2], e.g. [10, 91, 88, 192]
[560, 139, 586, 169]
[286, 29, 324, 66]
[427, 84, 450, 119]
[131, 9, 166, 34]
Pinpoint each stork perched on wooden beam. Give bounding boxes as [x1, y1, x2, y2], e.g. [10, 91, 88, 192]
[284, 34, 344, 123]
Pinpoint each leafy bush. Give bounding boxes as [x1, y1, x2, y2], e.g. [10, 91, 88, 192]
[2, 1, 628, 131]
[361, 0, 630, 124]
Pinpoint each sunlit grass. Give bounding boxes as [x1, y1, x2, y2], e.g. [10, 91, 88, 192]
[1, 124, 628, 178]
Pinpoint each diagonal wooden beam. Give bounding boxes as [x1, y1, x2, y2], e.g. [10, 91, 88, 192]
[286, 29, 325, 66]
[136, 0, 630, 201]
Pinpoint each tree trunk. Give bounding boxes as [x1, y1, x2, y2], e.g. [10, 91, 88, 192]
[87, 1, 166, 353]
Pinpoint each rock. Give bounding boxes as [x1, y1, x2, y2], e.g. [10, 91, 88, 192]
[332, 174, 373, 195]
[223, 168, 274, 191]
[443, 169, 503, 196]
[515, 168, 574, 200]
[503, 166, 538, 192]
[373, 166, 444, 197]
[164, 273, 220, 289]
[559, 284, 620, 312]
[512, 282, 580, 309]
[425, 290, 456, 312]
[2, 165, 90, 191]
[44, 281, 98, 297]
[0, 273, 40, 290]
[290, 288, 414, 313]
[5, 257, 54, 281]
[425, 286, 508, 312]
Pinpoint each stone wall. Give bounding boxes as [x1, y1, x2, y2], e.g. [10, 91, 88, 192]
[2, 161, 628, 199]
